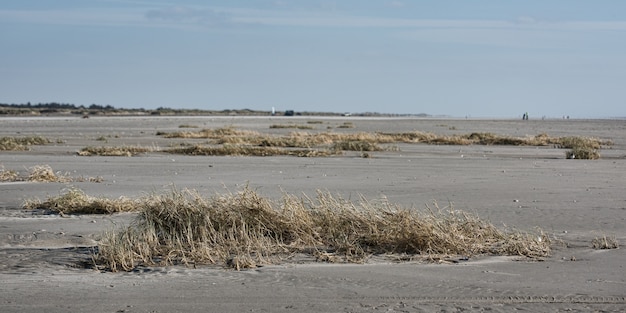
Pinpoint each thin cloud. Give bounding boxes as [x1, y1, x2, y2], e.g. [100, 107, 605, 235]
[145, 6, 235, 27]
[387, 1, 406, 8]
[0, 8, 147, 28]
[2, 4, 625, 33]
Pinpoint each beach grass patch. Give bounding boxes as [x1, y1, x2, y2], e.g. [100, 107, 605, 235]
[331, 140, 384, 152]
[592, 236, 619, 249]
[559, 136, 607, 159]
[1, 164, 102, 183]
[84, 187, 552, 271]
[165, 144, 336, 157]
[27, 165, 73, 182]
[148, 128, 612, 159]
[24, 188, 137, 214]
[269, 124, 314, 130]
[159, 127, 260, 139]
[178, 124, 200, 128]
[78, 145, 155, 156]
[0, 136, 50, 151]
[0, 165, 19, 181]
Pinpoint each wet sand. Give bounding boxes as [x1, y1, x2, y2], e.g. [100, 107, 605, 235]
[1, 116, 625, 312]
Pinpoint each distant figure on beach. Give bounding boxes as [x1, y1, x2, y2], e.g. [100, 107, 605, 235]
[522, 112, 528, 120]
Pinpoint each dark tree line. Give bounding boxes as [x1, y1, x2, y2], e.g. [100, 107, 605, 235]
[0, 102, 117, 110]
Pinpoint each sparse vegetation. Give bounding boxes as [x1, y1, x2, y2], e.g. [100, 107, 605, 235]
[78, 145, 155, 156]
[0, 136, 50, 151]
[592, 236, 619, 249]
[331, 140, 384, 152]
[566, 146, 600, 160]
[27, 165, 73, 182]
[178, 124, 200, 128]
[26, 187, 547, 271]
[0, 164, 102, 183]
[270, 124, 314, 130]
[0, 165, 19, 181]
[157, 127, 260, 139]
[560, 136, 607, 160]
[75, 127, 609, 159]
[24, 188, 136, 214]
[165, 144, 337, 157]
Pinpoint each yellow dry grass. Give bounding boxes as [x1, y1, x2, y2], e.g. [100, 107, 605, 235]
[1, 164, 103, 183]
[26, 165, 73, 182]
[87, 127, 610, 159]
[0, 165, 19, 181]
[23, 188, 137, 214]
[592, 236, 619, 249]
[58, 187, 555, 272]
[269, 124, 314, 129]
[78, 145, 155, 156]
[159, 127, 260, 139]
[0, 136, 50, 151]
[164, 144, 337, 157]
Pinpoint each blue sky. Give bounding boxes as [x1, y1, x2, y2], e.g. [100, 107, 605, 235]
[1, 0, 625, 117]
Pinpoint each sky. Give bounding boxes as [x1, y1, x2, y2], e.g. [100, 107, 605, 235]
[1, 0, 625, 118]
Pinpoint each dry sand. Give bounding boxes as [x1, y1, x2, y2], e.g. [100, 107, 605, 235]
[1, 116, 624, 312]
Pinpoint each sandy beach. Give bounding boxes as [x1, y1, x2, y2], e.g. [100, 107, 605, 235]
[1, 116, 624, 312]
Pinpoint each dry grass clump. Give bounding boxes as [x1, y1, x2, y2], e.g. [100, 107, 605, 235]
[158, 127, 259, 139]
[23, 188, 137, 214]
[26, 165, 73, 182]
[378, 131, 561, 146]
[270, 124, 314, 130]
[1, 164, 71, 182]
[592, 236, 619, 249]
[0, 164, 102, 183]
[565, 146, 600, 160]
[165, 144, 337, 157]
[0, 136, 50, 151]
[78, 145, 155, 156]
[178, 124, 199, 128]
[0, 165, 19, 181]
[331, 140, 384, 152]
[559, 136, 608, 159]
[94, 187, 551, 272]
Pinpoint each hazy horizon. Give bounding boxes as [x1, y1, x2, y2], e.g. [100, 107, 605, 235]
[1, 1, 625, 119]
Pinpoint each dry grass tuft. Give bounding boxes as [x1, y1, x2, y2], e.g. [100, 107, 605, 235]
[270, 124, 314, 130]
[178, 124, 200, 128]
[89, 187, 551, 272]
[0, 165, 19, 181]
[560, 136, 607, 159]
[165, 144, 337, 157]
[592, 236, 619, 249]
[23, 188, 137, 214]
[0, 136, 50, 151]
[27, 165, 73, 182]
[159, 127, 260, 139]
[337, 122, 355, 129]
[331, 140, 383, 152]
[78, 145, 155, 156]
[565, 147, 600, 160]
[0, 164, 102, 183]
